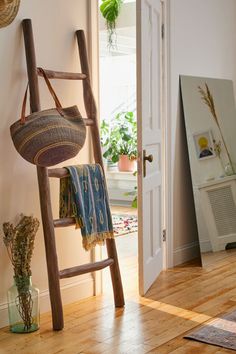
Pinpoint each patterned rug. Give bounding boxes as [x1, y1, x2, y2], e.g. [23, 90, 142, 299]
[112, 214, 138, 237]
[185, 309, 236, 351]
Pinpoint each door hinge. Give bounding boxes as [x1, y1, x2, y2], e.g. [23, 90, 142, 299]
[161, 23, 164, 39]
[162, 229, 166, 242]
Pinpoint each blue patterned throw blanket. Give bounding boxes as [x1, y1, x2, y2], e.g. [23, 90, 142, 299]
[59, 164, 114, 251]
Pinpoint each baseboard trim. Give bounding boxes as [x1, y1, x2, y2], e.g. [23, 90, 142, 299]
[0, 276, 94, 329]
[0, 302, 8, 330]
[199, 240, 212, 253]
[173, 241, 200, 266]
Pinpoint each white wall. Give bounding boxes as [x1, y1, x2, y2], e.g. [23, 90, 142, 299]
[0, 0, 94, 328]
[169, 0, 236, 265]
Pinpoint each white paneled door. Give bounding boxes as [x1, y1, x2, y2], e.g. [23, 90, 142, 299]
[137, 0, 163, 295]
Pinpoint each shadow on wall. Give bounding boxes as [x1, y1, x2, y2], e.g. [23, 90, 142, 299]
[172, 84, 201, 265]
[0, 23, 39, 219]
[0, 23, 45, 301]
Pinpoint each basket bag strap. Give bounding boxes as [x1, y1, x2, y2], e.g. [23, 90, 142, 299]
[21, 67, 63, 124]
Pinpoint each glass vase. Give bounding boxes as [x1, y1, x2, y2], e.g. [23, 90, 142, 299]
[7, 276, 40, 333]
[225, 162, 234, 176]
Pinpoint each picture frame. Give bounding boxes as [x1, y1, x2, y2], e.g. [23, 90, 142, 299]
[193, 130, 216, 160]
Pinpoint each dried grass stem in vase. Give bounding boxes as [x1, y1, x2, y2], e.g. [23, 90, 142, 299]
[198, 83, 235, 174]
[2, 214, 40, 332]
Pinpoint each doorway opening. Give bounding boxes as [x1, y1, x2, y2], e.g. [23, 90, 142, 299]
[98, 0, 138, 295]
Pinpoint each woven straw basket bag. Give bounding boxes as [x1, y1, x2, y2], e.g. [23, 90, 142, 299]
[0, 0, 20, 28]
[10, 68, 86, 167]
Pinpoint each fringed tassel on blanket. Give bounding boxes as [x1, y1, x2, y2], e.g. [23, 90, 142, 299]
[82, 231, 114, 251]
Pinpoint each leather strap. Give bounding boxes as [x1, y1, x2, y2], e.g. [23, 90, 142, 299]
[37, 67, 62, 109]
[21, 67, 63, 124]
[20, 83, 29, 124]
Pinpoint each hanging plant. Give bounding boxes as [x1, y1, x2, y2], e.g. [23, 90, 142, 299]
[100, 0, 123, 48]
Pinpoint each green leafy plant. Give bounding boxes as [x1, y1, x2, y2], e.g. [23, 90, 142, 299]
[101, 111, 137, 163]
[100, 119, 110, 147]
[100, 0, 123, 48]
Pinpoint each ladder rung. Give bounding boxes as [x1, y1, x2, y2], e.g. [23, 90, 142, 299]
[48, 168, 69, 178]
[54, 217, 75, 227]
[59, 258, 114, 279]
[83, 118, 94, 126]
[37, 68, 87, 80]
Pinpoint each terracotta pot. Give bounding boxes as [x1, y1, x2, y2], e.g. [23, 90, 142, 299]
[118, 155, 135, 172]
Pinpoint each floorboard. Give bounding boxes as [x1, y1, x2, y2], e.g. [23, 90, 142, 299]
[1, 207, 236, 353]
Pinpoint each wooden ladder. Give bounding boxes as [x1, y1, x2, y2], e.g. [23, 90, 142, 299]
[22, 19, 125, 331]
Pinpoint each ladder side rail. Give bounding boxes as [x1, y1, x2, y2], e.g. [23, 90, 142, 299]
[22, 19, 64, 331]
[76, 30, 125, 307]
[76, 30, 103, 165]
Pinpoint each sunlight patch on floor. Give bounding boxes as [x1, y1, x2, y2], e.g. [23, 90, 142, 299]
[141, 298, 212, 323]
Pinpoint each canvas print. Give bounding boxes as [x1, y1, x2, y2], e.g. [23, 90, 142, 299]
[193, 130, 215, 160]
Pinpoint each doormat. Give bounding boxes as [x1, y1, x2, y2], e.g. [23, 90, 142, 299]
[112, 214, 138, 237]
[185, 309, 236, 351]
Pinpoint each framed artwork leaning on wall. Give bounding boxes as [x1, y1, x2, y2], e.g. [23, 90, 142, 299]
[193, 130, 215, 160]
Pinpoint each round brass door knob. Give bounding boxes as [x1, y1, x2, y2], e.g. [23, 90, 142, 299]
[144, 154, 153, 163]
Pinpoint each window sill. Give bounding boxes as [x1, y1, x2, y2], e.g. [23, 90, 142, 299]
[105, 169, 136, 181]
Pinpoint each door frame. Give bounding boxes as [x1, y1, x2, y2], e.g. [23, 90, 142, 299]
[161, 0, 173, 269]
[88, 0, 173, 294]
[88, 0, 102, 295]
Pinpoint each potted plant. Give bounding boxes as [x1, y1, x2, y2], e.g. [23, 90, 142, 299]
[101, 111, 137, 172]
[2, 214, 40, 333]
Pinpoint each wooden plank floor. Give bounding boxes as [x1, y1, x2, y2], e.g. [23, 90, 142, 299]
[1, 229, 236, 352]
